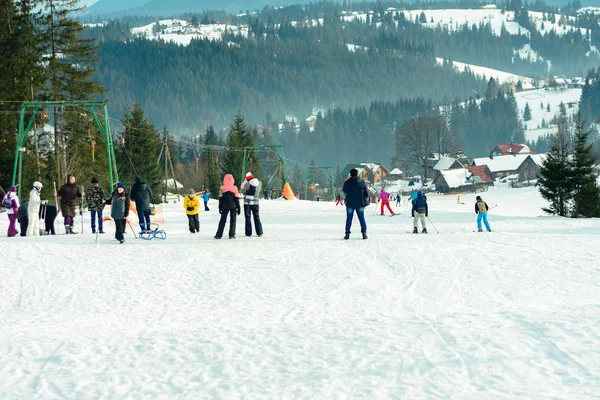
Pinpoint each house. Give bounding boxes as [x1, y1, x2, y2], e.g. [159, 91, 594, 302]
[530, 153, 548, 167]
[388, 168, 403, 180]
[466, 165, 494, 191]
[305, 115, 318, 132]
[434, 168, 474, 193]
[491, 143, 532, 157]
[340, 164, 371, 181]
[433, 156, 463, 172]
[361, 163, 388, 183]
[471, 154, 539, 181]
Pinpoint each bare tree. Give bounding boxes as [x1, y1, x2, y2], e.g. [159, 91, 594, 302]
[395, 115, 455, 184]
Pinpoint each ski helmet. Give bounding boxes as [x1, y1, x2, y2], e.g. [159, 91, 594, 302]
[33, 181, 43, 190]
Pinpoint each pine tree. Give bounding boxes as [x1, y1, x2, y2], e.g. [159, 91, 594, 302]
[118, 102, 162, 200]
[537, 120, 573, 217]
[524, 102, 532, 121]
[569, 114, 600, 218]
[290, 162, 303, 197]
[222, 112, 258, 186]
[204, 125, 221, 198]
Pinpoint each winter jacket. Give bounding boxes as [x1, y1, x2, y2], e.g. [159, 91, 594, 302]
[184, 195, 200, 215]
[379, 190, 391, 201]
[18, 201, 28, 220]
[241, 178, 261, 206]
[343, 177, 369, 209]
[86, 184, 106, 211]
[58, 180, 82, 218]
[3, 192, 19, 214]
[475, 201, 489, 214]
[28, 188, 41, 214]
[395, 194, 401, 201]
[219, 175, 240, 213]
[130, 181, 153, 212]
[202, 192, 210, 202]
[105, 190, 130, 220]
[411, 194, 428, 216]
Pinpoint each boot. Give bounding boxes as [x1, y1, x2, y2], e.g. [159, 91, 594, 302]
[413, 227, 418, 234]
[344, 233, 350, 240]
[422, 228, 428, 234]
[65, 225, 71, 234]
[478, 228, 483, 232]
[362, 233, 368, 240]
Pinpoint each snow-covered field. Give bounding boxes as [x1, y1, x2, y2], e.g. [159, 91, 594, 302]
[131, 19, 248, 45]
[515, 87, 582, 142]
[1, 186, 600, 398]
[436, 57, 534, 88]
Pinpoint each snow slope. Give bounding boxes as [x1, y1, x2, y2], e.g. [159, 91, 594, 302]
[436, 58, 534, 88]
[515, 87, 582, 142]
[131, 19, 248, 45]
[1, 186, 600, 398]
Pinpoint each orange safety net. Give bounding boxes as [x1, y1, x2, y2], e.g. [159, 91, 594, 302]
[282, 182, 295, 200]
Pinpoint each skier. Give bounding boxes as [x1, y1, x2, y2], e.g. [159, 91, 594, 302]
[263, 188, 269, 200]
[215, 174, 241, 239]
[241, 172, 263, 237]
[475, 195, 492, 232]
[18, 200, 28, 237]
[335, 193, 344, 206]
[395, 193, 401, 207]
[411, 190, 428, 234]
[184, 189, 200, 233]
[378, 187, 395, 216]
[27, 182, 43, 236]
[342, 168, 369, 240]
[2, 186, 19, 237]
[104, 182, 130, 244]
[202, 189, 210, 211]
[86, 176, 106, 234]
[130, 177, 153, 233]
[55, 175, 83, 234]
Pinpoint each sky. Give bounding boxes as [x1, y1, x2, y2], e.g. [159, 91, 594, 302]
[81, 0, 99, 7]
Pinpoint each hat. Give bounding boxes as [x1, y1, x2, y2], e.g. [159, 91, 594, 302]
[91, 176, 99, 184]
[9, 186, 16, 192]
[188, 188, 195, 194]
[245, 172, 253, 181]
[116, 182, 125, 189]
[33, 181, 43, 190]
[417, 190, 423, 195]
[476, 196, 482, 201]
[350, 168, 358, 177]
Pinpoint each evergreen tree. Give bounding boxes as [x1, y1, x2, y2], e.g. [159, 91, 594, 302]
[537, 120, 573, 217]
[290, 162, 303, 197]
[204, 125, 221, 198]
[118, 102, 162, 200]
[524, 102, 532, 121]
[222, 112, 258, 185]
[569, 114, 600, 218]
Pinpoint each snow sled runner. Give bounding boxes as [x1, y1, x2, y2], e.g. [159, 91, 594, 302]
[139, 223, 167, 240]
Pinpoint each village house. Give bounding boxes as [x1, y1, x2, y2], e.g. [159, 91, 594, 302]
[490, 143, 532, 157]
[388, 168, 403, 181]
[433, 165, 493, 193]
[471, 154, 539, 181]
[361, 163, 388, 183]
[340, 164, 372, 182]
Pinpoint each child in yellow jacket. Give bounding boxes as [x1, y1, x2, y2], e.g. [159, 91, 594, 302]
[184, 189, 200, 233]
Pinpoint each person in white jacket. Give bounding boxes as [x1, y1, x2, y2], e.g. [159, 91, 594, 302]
[27, 182, 43, 236]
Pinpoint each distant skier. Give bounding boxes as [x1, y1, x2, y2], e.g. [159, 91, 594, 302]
[104, 182, 130, 244]
[131, 177, 153, 233]
[335, 193, 343, 206]
[342, 168, 369, 240]
[17, 200, 28, 237]
[412, 190, 428, 234]
[263, 188, 269, 200]
[55, 175, 83, 234]
[241, 172, 263, 237]
[86, 176, 106, 234]
[184, 189, 200, 233]
[395, 193, 401, 207]
[202, 189, 210, 211]
[475, 195, 492, 232]
[27, 182, 43, 237]
[215, 174, 241, 239]
[378, 187, 395, 216]
[2, 186, 19, 237]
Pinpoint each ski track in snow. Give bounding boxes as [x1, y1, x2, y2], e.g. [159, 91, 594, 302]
[1, 186, 600, 398]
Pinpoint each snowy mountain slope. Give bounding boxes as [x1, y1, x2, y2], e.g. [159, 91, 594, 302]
[1, 186, 600, 398]
[436, 57, 534, 87]
[514, 87, 582, 142]
[131, 19, 249, 45]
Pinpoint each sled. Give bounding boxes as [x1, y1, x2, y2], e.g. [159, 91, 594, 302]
[138, 223, 167, 240]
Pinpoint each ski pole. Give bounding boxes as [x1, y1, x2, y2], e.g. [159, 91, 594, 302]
[127, 219, 138, 239]
[488, 204, 498, 211]
[427, 216, 440, 234]
[80, 185, 84, 234]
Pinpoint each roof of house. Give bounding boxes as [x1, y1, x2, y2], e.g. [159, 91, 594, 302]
[466, 165, 494, 183]
[440, 168, 473, 189]
[529, 153, 548, 167]
[433, 156, 462, 171]
[472, 154, 532, 173]
[493, 143, 531, 155]
[340, 164, 371, 177]
[389, 168, 403, 175]
[361, 163, 387, 173]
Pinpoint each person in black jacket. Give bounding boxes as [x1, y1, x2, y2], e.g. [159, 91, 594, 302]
[130, 177, 153, 233]
[17, 200, 28, 237]
[215, 174, 241, 239]
[342, 168, 369, 240]
[39, 203, 57, 235]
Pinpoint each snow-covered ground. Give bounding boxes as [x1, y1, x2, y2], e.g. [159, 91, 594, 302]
[515, 87, 582, 142]
[436, 58, 534, 88]
[1, 186, 600, 398]
[131, 19, 248, 46]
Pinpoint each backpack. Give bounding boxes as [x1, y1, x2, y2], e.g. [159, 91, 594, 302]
[414, 196, 427, 213]
[247, 184, 256, 197]
[477, 201, 487, 213]
[2, 194, 12, 209]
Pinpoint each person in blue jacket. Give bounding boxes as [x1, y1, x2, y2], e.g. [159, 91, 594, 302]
[411, 190, 428, 234]
[202, 189, 210, 211]
[342, 168, 369, 240]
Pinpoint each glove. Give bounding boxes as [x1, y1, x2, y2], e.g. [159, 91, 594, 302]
[186, 206, 194, 211]
[124, 214, 129, 219]
[236, 208, 241, 215]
